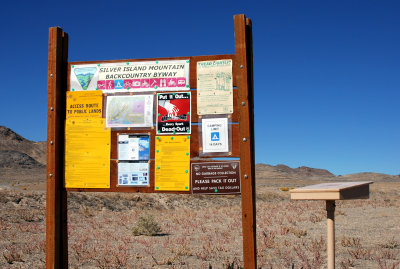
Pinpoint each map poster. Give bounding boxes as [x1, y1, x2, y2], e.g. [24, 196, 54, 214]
[157, 92, 191, 135]
[201, 117, 229, 153]
[118, 134, 150, 161]
[106, 95, 153, 128]
[191, 162, 240, 194]
[70, 60, 190, 92]
[155, 135, 190, 191]
[197, 59, 233, 115]
[118, 161, 150, 187]
[66, 91, 103, 118]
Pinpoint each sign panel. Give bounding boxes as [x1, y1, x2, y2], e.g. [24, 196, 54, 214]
[157, 92, 191, 135]
[155, 135, 190, 191]
[106, 95, 153, 128]
[118, 161, 150, 187]
[66, 91, 103, 118]
[191, 162, 240, 194]
[70, 60, 190, 92]
[201, 117, 229, 153]
[65, 118, 111, 188]
[197, 60, 233, 115]
[118, 134, 150, 161]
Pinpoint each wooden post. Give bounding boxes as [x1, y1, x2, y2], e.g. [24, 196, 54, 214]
[46, 27, 69, 268]
[326, 200, 335, 269]
[234, 14, 257, 268]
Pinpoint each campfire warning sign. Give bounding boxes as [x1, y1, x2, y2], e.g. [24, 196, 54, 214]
[157, 92, 191, 134]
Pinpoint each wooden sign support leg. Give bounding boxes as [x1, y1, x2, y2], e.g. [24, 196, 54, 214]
[326, 200, 336, 269]
[234, 14, 257, 269]
[46, 27, 69, 269]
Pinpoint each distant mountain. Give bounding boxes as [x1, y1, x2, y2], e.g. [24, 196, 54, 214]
[0, 150, 45, 169]
[256, 163, 399, 182]
[340, 172, 400, 182]
[0, 126, 46, 165]
[256, 164, 336, 181]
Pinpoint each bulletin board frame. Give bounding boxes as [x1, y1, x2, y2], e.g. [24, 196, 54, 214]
[46, 14, 256, 268]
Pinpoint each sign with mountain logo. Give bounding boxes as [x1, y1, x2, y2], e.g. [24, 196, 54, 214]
[70, 64, 100, 91]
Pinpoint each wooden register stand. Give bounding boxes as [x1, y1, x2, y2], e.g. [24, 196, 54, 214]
[290, 181, 373, 269]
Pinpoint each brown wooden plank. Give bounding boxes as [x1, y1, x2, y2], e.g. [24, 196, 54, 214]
[68, 54, 236, 89]
[234, 14, 257, 269]
[46, 27, 68, 269]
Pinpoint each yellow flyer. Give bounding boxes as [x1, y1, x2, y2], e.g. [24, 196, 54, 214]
[155, 135, 190, 191]
[66, 90, 103, 118]
[65, 118, 111, 188]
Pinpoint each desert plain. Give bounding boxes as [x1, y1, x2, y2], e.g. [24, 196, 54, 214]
[0, 126, 399, 268]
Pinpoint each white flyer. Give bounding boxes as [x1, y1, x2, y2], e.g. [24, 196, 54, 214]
[197, 60, 233, 115]
[118, 134, 150, 161]
[118, 162, 150, 187]
[202, 117, 229, 153]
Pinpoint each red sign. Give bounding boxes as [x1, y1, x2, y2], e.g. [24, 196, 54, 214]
[157, 92, 191, 134]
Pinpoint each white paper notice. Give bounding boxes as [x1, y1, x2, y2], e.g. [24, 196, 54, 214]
[197, 60, 233, 115]
[118, 162, 149, 187]
[118, 134, 150, 161]
[202, 117, 229, 153]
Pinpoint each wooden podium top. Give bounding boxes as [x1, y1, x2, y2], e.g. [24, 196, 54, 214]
[290, 181, 373, 200]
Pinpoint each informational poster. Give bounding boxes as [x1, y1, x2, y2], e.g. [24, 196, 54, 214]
[65, 118, 111, 188]
[155, 136, 190, 191]
[66, 91, 103, 118]
[157, 92, 191, 134]
[201, 117, 229, 153]
[106, 95, 153, 128]
[70, 60, 190, 92]
[118, 134, 150, 161]
[197, 60, 233, 115]
[118, 161, 149, 187]
[191, 162, 240, 194]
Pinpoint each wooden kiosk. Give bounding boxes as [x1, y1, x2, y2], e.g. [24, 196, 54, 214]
[290, 181, 373, 269]
[46, 15, 257, 268]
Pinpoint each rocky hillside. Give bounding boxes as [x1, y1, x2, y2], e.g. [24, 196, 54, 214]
[0, 150, 45, 169]
[256, 163, 336, 181]
[0, 126, 46, 166]
[256, 163, 399, 182]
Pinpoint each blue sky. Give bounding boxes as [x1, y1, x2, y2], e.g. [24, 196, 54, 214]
[0, 0, 399, 175]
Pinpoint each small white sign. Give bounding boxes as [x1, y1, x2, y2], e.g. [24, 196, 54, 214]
[202, 117, 229, 153]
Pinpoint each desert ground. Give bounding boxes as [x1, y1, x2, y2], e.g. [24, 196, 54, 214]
[1, 166, 399, 268]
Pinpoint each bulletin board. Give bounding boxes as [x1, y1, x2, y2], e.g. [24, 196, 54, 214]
[46, 14, 256, 268]
[64, 55, 240, 193]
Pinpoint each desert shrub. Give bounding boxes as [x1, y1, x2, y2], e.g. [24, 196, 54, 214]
[132, 214, 162, 236]
[3, 245, 24, 264]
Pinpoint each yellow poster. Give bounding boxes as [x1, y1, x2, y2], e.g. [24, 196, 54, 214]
[65, 118, 111, 188]
[66, 91, 103, 118]
[155, 136, 190, 191]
